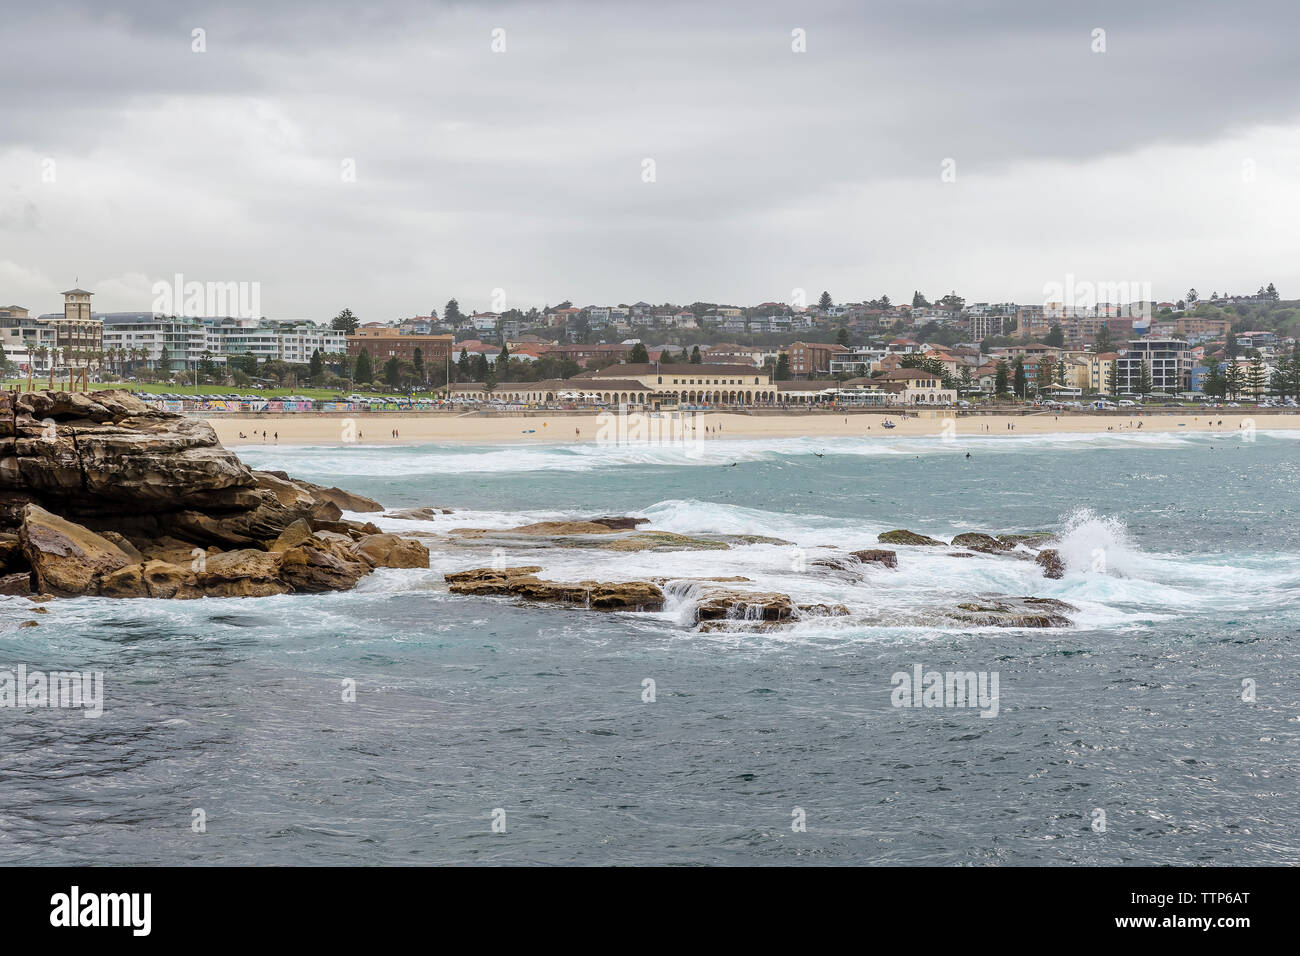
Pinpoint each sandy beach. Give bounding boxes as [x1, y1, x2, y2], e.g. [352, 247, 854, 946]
[205, 410, 1298, 446]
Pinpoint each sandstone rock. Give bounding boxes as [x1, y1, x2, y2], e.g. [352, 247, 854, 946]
[1035, 549, 1065, 579]
[99, 531, 145, 563]
[587, 516, 648, 530]
[996, 533, 1056, 549]
[351, 533, 430, 569]
[851, 548, 898, 568]
[0, 532, 25, 572]
[384, 506, 454, 520]
[0, 571, 33, 595]
[301, 484, 383, 514]
[602, 531, 731, 552]
[947, 596, 1075, 628]
[878, 529, 946, 547]
[271, 518, 315, 552]
[949, 532, 1011, 553]
[694, 590, 795, 625]
[19, 505, 133, 596]
[444, 566, 663, 610]
[279, 546, 371, 593]
[195, 549, 289, 598]
[444, 566, 541, 596]
[100, 560, 199, 599]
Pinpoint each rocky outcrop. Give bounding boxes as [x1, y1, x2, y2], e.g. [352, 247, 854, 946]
[444, 566, 664, 611]
[878, 529, 946, 547]
[19, 505, 134, 596]
[946, 596, 1075, 628]
[1, 389, 426, 599]
[384, 506, 454, 520]
[1035, 549, 1065, 579]
[949, 532, 1011, 554]
[851, 548, 898, 568]
[351, 533, 431, 569]
[695, 590, 796, 625]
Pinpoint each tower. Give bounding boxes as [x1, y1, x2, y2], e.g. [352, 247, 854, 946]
[62, 287, 93, 322]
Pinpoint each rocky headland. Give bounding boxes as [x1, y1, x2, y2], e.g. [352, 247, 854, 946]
[1, 389, 429, 601]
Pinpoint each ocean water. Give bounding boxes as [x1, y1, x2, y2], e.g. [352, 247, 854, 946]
[2, 429, 1298, 865]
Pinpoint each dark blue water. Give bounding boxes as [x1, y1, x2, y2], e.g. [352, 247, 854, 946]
[2, 430, 1297, 864]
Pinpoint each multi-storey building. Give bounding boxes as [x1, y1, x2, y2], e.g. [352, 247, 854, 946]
[787, 341, 846, 378]
[1116, 338, 1194, 394]
[347, 329, 454, 366]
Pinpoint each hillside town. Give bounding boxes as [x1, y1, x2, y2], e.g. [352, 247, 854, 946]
[3, 285, 1298, 408]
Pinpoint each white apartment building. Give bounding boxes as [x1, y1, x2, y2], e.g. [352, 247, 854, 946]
[102, 317, 212, 372]
[277, 325, 346, 363]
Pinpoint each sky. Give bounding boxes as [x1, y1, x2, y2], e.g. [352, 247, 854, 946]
[3, 0, 1299, 321]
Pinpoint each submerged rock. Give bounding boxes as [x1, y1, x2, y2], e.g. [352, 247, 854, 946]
[947, 596, 1075, 628]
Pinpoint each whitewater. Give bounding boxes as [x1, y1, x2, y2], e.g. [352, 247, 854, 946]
[2, 431, 1297, 865]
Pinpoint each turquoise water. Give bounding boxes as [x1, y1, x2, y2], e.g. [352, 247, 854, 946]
[2, 429, 1297, 864]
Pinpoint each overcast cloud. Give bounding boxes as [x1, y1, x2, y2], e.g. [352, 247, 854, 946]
[3, 0, 1299, 319]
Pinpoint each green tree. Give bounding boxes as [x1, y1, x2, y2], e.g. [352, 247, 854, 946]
[774, 352, 792, 381]
[1225, 362, 1245, 399]
[1137, 359, 1153, 396]
[331, 308, 359, 333]
[497, 342, 511, 381]
[818, 291, 833, 311]
[995, 360, 1009, 396]
[384, 356, 401, 386]
[628, 342, 649, 364]
[1246, 355, 1266, 400]
[457, 347, 471, 381]
[444, 299, 464, 325]
[1045, 325, 1064, 348]
[690, 345, 702, 364]
[1035, 360, 1052, 395]
[413, 347, 425, 384]
[1013, 357, 1027, 399]
[309, 348, 324, 383]
[354, 348, 373, 383]
[1093, 323, 1115, 354]
[835, 327, 850, 347]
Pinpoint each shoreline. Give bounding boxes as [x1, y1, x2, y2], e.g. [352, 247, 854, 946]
[204, 410, 1297, 446]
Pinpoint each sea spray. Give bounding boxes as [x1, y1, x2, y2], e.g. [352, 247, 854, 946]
[1055, 508, 1134, 576]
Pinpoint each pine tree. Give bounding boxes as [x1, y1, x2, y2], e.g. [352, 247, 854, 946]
[1138, 359, 1153, 395]
[354, 348, 373, 383]
[331, 308, 359, 333]
[690, 345, 702, 364]
[775, 353, 792, 381]
[629, 342, 649, 363]
[309, 348, 324, 383]
[1013, 357, 1026, 399]
[818, 291, 833, 311]
[836, 327, 850, 347]
[995, 360, 1009, 396]
[413, 347, 425, 384]
[1247, 355, 1266, 400]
